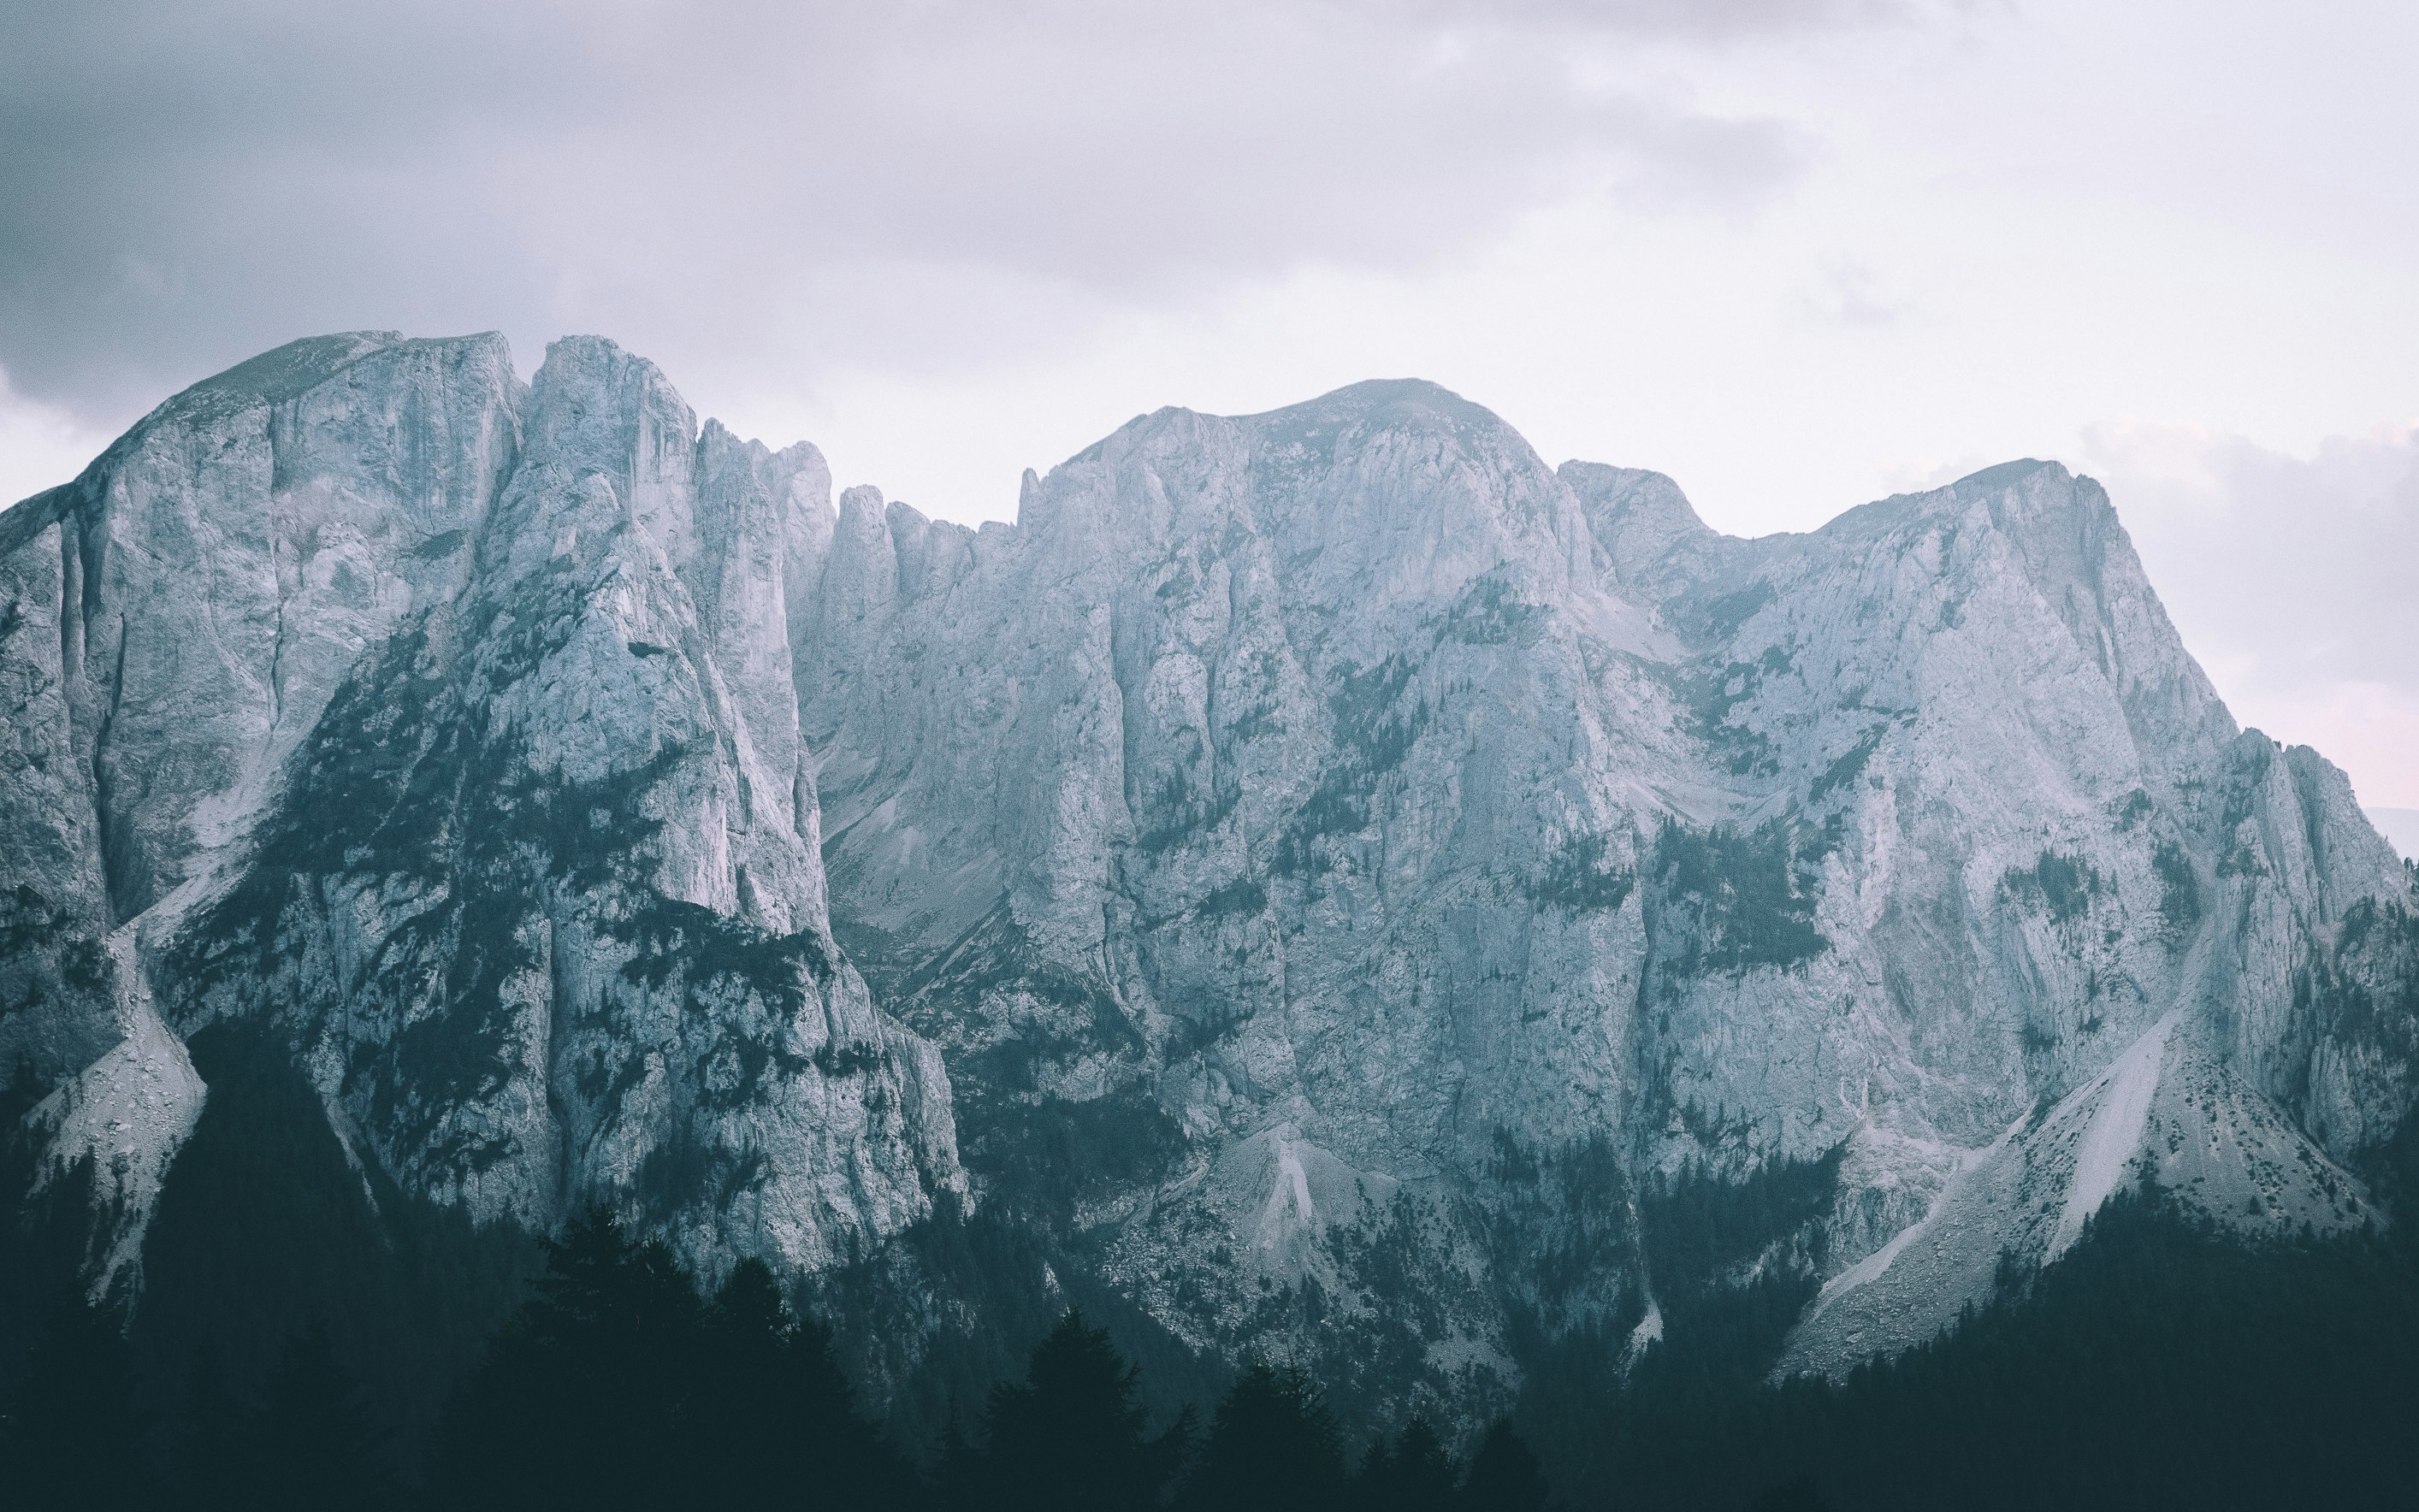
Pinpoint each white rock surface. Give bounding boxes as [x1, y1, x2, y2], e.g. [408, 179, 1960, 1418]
[1, 333, 961, 1285]
[793, 394, 2419, 1396]
[3, 349, 2414, 1409]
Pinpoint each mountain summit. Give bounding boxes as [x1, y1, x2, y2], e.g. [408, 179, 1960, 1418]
[3, 333, 2414, 1423]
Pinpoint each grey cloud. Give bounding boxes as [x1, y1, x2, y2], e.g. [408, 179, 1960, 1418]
[0, 0, 1842, 419]
[2090, 424, 2419, 693]
[2083, 422, 2419, 805]
[0, 2, 568, 411]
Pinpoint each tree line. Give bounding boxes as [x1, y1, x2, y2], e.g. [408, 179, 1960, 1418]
[0, 1208, 1552, 1512]
[20, 1176, 2415, 1511]
[1520, 1175, 2419, 1512]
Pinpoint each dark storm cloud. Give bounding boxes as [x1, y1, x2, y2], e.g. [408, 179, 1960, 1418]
[0, 3, 571, 410]
[0, 0, 1870, 416]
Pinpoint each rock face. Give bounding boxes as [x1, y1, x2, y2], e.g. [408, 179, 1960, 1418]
[3, 340, 2414, 1417]
[0, 333, 962, 1292]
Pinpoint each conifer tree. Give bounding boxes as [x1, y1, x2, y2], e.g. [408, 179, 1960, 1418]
[0, 1287, 154, 1511]
[1460, 1419, 1550, 1512]
[249, 1321, 399, 1510]
[1181, 1361, 1346, 1512]
[689, 1256, 909, 1509]
[1359, 1414, 1462, 1512]
[973, 1309, 1187, 1512]
[930, 1397, 990, 1511]
[178, 1339, 254, 1511]
[427, 1206, 705, 1510]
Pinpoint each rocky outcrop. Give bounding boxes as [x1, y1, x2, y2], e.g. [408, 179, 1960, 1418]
[1779, 1008, 2379, 1379]
[0, 333, 961, 1291]
[3, 341, 2412, 1415]
[795, 390, 2418, 1403]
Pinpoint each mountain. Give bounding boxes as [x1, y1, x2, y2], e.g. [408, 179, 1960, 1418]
[3, 334, 2415, 1432]
[0, 334, 961, 1307]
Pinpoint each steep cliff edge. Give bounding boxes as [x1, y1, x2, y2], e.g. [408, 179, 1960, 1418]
[0, 334, 961, 1305]
[791, 385, 2417, 1408]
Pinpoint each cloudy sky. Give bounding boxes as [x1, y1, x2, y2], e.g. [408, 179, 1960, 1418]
[2, 0, 2412, 809]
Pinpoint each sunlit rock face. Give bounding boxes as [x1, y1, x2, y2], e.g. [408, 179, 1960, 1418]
[3, 337, 2411, 1415]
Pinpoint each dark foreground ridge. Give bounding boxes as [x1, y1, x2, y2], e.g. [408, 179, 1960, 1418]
[0, 1206, 1554, 1512]
[7, 1173, 2419, 1512]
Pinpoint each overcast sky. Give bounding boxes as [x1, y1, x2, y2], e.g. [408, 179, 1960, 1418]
[2, 0, 2412, 808]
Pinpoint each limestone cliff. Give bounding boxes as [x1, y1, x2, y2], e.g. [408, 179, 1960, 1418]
[3, 341, 2412, 1420]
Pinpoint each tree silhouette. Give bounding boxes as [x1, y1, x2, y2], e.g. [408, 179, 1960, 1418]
[1461, 1418, 1550, 1512]
[0, 1287, 154, 1511]
[249, 1321, 399, 1509]
[426, 1206, 703, 1510]
[970, 1309, 1189, 1512]
[1360, 1414, 1462, 1512]
[1181, 1361, 1346, 1512]
[689, 1255, 912, 1509]
[930, 1398, 987, 1509]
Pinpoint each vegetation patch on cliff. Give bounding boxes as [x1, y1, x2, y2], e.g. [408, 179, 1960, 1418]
[1650, 821, 1830, 977]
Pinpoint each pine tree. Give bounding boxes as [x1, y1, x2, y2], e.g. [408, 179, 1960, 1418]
[930, 1397, 990, 1511]
[1181, 1361, 1346, 1512]
[427, 1205, 706, 1511]
[689, 1255, 795, 1492]
[0, 1287, 155, 1512]
[973, 1309, 1187, 1512]
[1460, 1419, 1550, 1512]
[689, 1256, 910, 1509]
[1359, 1414, 1462, 1512]
[178, 1339, 257, 1511]
[249, 1321, 399, 1510]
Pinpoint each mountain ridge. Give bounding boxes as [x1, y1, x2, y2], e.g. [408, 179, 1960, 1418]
[3, 330, 2413, 1432]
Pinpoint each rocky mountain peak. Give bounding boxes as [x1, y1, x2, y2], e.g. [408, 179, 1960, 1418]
[3, 333, 2414, 1432]
[1236, 375, 1514, 438]
[1558, 460, 1709, 596]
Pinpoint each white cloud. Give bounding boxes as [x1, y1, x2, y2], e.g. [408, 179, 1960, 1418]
[0, 0, 2410, 811]
[0, 0, 1831, 416]
[2077, 420, 2419, 807]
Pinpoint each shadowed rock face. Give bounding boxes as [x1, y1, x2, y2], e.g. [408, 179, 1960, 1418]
[3, 339, 2414, 1419]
